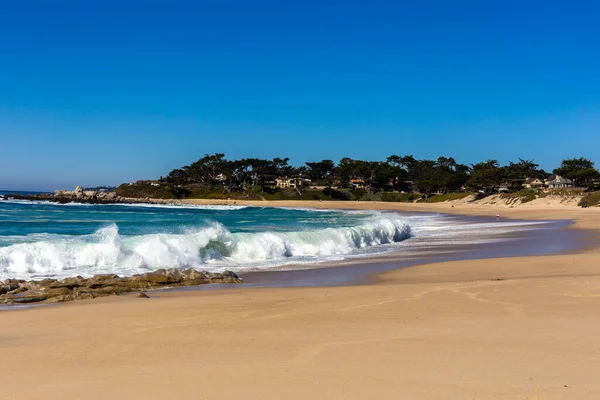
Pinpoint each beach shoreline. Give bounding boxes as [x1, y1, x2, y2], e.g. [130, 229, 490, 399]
[2, 201, 600, 399]
[1, 200, 591, 303]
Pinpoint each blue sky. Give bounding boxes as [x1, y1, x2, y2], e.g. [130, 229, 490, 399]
[1, 0, 599, 190]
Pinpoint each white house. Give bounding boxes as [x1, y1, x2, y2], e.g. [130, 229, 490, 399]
[497, 182, 510, 192]
[545, 175, 573, 189]
[215, 173, 227, 182]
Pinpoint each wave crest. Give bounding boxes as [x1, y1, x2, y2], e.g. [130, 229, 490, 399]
[0, 217, 411, 279]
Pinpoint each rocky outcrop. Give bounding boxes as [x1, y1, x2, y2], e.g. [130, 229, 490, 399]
[74, 185, 85, 198]
[5, 189, 161, 205]
[0, 269, 242, 305]
[51, 186, 116, 202]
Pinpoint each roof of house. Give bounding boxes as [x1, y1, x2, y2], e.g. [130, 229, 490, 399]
[523, 177, 543, 184]
[547, 175, 572, 185]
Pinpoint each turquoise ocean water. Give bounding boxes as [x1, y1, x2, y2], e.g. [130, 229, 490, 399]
[0, 193, 548, 281]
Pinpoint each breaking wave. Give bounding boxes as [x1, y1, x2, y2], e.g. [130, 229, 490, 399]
[0, 217, 412, 280]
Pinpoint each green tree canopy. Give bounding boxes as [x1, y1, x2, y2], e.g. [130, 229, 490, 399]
[466, 160, 505, 193]
[305, 160, 335, 183]
[553, 157, 600, 187]
[503, 158, 548, 180]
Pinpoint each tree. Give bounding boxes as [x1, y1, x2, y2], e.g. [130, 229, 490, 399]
[553, 157, 600, 188]
[334, 158, 357, 187]
[466, 160, 505, 193]
[435, 156, 470, 192]
[503, 158, 547, 180]
[305, 160, 335, 183]
[385, 155, 409, 190]
[272, 157, 294, 178]
[166, 168, 189, 185]
[182, 153, 227, 184]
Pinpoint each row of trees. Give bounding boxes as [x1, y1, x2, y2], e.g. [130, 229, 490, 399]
[164, 154, 600, 194]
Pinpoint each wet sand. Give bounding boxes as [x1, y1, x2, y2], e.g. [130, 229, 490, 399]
[2, 201, 600, 399]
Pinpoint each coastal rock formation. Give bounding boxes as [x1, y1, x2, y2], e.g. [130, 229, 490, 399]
[52, 186, 116, 202]
[0, 269, 242, 305]
[6, 188, 161, 205]
[74, 185, 85, 198]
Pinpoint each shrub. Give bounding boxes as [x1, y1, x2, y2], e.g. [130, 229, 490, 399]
[380, 192, 416, 202]
[579, 191, 600, 207]
[115, 183, 178, 199]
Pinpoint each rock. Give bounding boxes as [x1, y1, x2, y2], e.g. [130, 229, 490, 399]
[214, 270, 243, 283]
[9, 292, 49, 304]
[181, 268, 208, 280]
[86, 274, 120, 288]
[180, 269, 210, 285]
[38, 278, 59, 287]
[138, 292, 150, 298]
[3, 281, 23, 293]
[130, 269, 184, 285]
[72, 290, 95, 301]
[0, 269, 241, 305]
[49, 276, 86, 289]
[1, 280, 20, 295]
[1, 287, 74, 304]
[44, 287, 75, 303]
[74, 186, 85, 198]
[87, 285, 136, 297]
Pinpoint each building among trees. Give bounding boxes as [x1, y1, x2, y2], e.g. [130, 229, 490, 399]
[545, 175, 573, 189]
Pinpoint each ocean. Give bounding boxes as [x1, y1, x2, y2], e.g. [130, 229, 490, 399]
[0, 196, 559, 282]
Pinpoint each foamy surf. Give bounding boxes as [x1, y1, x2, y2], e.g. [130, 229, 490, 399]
[0, 216, 412, 280]
[0, 200, 556, 281]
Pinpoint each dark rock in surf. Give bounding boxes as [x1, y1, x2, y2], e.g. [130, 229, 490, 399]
[0, 269, 242, 305]
[129, 268, 184, 285]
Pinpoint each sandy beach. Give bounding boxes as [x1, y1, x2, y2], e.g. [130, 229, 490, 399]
[2, 201, 600, 399]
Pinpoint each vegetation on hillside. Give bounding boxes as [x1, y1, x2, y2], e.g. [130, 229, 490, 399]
[579, 191, 600, 208]
[500, 190, 538, 203]
[115, 154, 600, 207]
[115, 183, 178, 199]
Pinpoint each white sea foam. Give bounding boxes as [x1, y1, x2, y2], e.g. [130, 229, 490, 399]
[0, 216, 412, 280]
[104, 203, 249, 211]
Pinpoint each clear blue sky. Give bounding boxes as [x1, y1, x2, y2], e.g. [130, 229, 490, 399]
[1, 0, 599, 190]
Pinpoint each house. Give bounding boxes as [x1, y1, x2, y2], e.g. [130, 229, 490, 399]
[522, 177, 545, 189]
[350, 178, 365, 189]
[215, 173, 227, 182]
[136, 180, 161, 186]
[276, 177, 305, 189]
[545, 175, 573, 189]
[496, 182, 511, 192]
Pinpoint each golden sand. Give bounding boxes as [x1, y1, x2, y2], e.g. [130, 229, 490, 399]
[2, 201, 600, 399]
